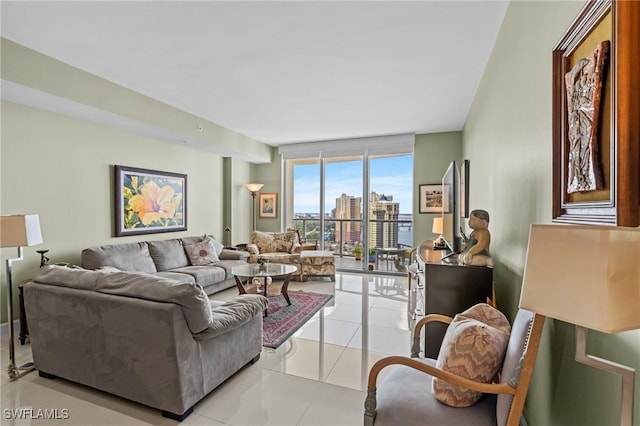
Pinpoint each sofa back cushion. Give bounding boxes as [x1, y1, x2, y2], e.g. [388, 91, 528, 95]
[147, 239, 190, 271]
[82, 242, 157, 274]
[31, 265, 212, 334]
[251, 230, 298, 253]
[94, 271, 212, 334]
[31, 265, 108, 291]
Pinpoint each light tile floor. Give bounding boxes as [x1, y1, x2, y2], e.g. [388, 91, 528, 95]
[0, 272, 412, 425]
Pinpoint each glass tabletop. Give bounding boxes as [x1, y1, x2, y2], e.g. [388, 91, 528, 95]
[231, 263, 298, 278]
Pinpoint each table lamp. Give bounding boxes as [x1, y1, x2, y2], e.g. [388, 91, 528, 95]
[519, 224, 640, 426]
[245, 183, 264, 231]
[1, 214, 43, 381]
[432, 217, 445, 249]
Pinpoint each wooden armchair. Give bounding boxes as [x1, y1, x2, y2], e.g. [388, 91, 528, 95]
[364, 310, 545, 426]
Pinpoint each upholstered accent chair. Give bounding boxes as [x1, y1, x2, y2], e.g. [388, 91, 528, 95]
[364, 309, 545, 426]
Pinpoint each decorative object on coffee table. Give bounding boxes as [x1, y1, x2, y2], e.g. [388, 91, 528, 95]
[262, 290, 333, 349]
[231, 263, 298, 316]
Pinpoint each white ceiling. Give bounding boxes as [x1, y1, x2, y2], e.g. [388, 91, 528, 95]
[1, 1, 508, 146]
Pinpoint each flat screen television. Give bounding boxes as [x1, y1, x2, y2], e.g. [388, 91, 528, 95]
[441, 161, 461, 260]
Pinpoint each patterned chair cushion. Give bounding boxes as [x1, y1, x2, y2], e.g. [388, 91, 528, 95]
[433, 303, 511, 407]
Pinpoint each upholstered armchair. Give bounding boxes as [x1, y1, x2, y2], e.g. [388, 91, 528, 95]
[245, 230, 303, 278]
[364, 308, 545, 426]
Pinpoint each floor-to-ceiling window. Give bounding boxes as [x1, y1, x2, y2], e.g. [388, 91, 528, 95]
[368, 154, 413, 273]
[282, 135, 414, 275]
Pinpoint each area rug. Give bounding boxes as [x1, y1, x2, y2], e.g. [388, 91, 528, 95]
[263, 290, 333, 349]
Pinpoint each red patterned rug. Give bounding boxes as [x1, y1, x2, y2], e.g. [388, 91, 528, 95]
[263, 290, 333, 349]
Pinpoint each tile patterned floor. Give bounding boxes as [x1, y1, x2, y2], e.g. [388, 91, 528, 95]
[0, 272, 411, 425]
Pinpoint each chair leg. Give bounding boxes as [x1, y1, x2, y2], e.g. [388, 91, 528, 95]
[364, 389, 377, 426]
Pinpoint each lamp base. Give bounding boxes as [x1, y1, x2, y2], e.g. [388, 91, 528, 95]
[575, 326, 635, 426]
[8, 361, 36, 381]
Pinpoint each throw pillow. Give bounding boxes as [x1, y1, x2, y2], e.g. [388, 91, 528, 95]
[185, 237, 220, 265]
[433, 303, 511, 407]
[201, 234, 224, 256]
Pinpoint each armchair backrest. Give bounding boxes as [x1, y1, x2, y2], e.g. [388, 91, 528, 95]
[251, 230, 299, 253]
[496, 309, 545, 426]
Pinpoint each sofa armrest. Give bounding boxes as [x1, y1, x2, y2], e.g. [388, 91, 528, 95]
[246, 244, 260, 255]
[219, 249, 249, 261]
[194, 295, 268, 340]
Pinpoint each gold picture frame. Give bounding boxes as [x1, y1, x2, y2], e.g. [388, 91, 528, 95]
[258, 192, 278, 218]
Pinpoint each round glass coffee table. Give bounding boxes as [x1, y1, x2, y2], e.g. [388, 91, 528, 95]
[231, 263, 298, 316]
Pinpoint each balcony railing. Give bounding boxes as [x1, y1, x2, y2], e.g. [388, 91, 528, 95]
[292, 217, 413, 273]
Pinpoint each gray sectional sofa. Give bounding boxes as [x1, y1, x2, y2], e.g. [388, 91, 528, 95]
[24, 265, 268, 420]
[81, 235, 249, 295]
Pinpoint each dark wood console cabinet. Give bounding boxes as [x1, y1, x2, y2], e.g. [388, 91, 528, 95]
[411, 240, 493, 358]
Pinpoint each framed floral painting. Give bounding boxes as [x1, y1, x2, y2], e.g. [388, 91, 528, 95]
[115, 165, 187, 236]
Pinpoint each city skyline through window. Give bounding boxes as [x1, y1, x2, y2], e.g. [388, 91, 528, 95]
[293, 155, 413, 215]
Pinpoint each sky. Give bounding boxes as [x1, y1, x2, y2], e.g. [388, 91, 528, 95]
[293, 154, 413, 214]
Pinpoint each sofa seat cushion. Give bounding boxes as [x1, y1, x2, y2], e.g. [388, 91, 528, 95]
[155, 271, 196, 283]
[169, 266, 226, 286]
[248, 252, 300, 265]
[194, 295, 268, 340]
[147, 239, 190, 271]
[433, 303, 511, 407]
[82, 242, 157, 274]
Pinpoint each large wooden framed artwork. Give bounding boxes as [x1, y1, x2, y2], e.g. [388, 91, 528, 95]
[115, 165, 187, 236]
[552, 0, 639, 226]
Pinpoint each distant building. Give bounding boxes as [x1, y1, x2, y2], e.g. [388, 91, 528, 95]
[369, 192, 399, 250]
[335, 193, 361, 244]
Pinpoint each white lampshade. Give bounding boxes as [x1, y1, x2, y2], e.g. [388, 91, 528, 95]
[432, 217, 443, 235]
[519, 224, 640, 333]
[0, 214, 43, 248]
[245, 183, 264, 193]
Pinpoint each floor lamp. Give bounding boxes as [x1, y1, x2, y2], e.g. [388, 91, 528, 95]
[245, 183, 263, 231]
[519, 224, 640, 426]
[1, 214, 43, 381]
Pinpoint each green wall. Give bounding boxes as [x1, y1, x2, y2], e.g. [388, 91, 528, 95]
[413, 132, 462, 244]
[463, 1, 640, 425]
[255, 150, 281, 233]
[0, 101, 253, 322]
[0, 40, 267, 323]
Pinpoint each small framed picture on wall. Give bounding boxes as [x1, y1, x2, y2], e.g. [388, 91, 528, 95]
[419, 184, 447, 214]
[258, 192, 278, 218]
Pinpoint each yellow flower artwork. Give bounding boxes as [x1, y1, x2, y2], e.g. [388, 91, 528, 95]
[115, 166, 187, 236]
